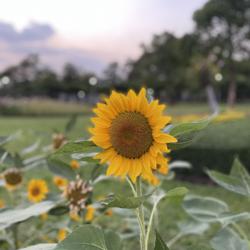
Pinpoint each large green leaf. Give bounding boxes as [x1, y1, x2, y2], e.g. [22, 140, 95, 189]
[154, 230, 169, 250]
[19, 244, 56, 250]
[168, 117, 211, 150]
[183, 195, 250, 225]
[0, 201, 56, 229]
[183, 195, 228, 222]
[54, 140, 99, 155]
[207, 158, 250, 197]
[178, 219, 209, 236]
[210, 228, 249, 250]
[54, 225, 122, 250]
[103, 193, 151, 209]
[47, 157, 75, 180]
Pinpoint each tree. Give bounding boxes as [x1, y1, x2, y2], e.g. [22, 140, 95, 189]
[193, 0, 250, 106]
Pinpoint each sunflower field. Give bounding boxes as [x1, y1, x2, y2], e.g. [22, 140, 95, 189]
[0, 89, 250, 250]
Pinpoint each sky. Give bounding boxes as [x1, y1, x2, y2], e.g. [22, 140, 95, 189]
[0, 0, 207, 74]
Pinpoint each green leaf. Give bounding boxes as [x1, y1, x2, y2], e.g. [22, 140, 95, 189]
[169, 117, 211, 150]
[49, 206, 69, 216]
[178, 218, 209, 236]
[0, 201, 56, 229]
[154, 230, 169, 250]
[183, 195, 228, 222]
[103, 193, 152, 209]
[54, 140, 99, 155]
[54, 225, 122, 250]
[19, 244, 56, 250]
[165, 187, 189, 198]
[47, 157, 75, 180]
[207, 169, 250, 197]
[210, 228, 249, 250]
[65, 114, 78, 133]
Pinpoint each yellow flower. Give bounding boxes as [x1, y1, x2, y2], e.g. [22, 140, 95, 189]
[105, 209, 113, 216]
[85, 205, 95, 222]
[0, 199, 5, 209]
[53, 176, 68, 189]
[70, 160, 80, 170]
[90, 88, 177, 184]
[57, 228, 67, 242]
[28, 179, 49, 203]
[40, 213, 48, 221]
[69, 212, 81, 222]
[3, 168, 22, 190]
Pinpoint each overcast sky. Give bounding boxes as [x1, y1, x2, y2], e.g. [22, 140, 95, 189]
[0, 0, 207, 73]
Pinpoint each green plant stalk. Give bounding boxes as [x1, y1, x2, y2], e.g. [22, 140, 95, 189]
[145, 200, 158, 249]
[136, 178, 146, 250]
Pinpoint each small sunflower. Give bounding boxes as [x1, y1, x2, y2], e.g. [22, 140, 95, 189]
[57, 228, 67, 242]
[85, 205, 95, 222]
[0, 199, 5, 209]
[28, 179, 49, 203]
[53, 176, 68, 189]
[64, 176, 92, 215]
[3, 168, 22, 190]
[89, 88, 177, 184]
[70, 160, 80, 170]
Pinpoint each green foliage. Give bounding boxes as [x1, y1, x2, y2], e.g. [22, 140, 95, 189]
[20, 244, 56, 250]
[103, 193, 152, 209]
[169, 116, 211, 150]
[154, 230, 169, 250]
[210, 228, 249, 250]
[0, 201, 56, 230]
[207, 158, 250, 197]
[54, 225, 122, 250]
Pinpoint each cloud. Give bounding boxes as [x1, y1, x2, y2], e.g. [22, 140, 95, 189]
[0, 21, 55, 43]
[0, 21, 105, 73]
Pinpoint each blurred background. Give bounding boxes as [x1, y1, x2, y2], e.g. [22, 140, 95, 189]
[1, 0, 250, 175]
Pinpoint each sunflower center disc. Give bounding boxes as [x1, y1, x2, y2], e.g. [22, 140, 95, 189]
[110, 112, 153, 158]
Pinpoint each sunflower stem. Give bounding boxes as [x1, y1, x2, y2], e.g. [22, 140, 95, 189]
[136, 178, 146, 250]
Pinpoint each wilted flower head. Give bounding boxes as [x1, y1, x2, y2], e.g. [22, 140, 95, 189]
[3, 168, 22, 190]
[64, 175, 92, 215]
[53, 133, 66, 150]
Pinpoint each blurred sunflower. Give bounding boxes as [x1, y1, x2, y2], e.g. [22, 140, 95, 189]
[85, 205, 95, 222]
[57, 228, 67, 242]
[3, 168, 22, 190]
[28, 179, 49, 203]
[0, 199, 5, 209]
[70, 160, 80, 170]
[53, 176, 68, 189]
[90, 88, 177, 184]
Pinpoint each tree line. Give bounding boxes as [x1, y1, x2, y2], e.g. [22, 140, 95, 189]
[1, 0, 250, 107]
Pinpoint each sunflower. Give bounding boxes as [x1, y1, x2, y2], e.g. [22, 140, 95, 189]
[28, 179, 49, 203]
[0, 199, 5, 209]
[53, 176, 68, 189]
[85, 205, 95, 222]
[70, 160, 80, 170]
[89, 88, 177, 184]
[57, 228, 67, 242]
[3, 168, 22, 190]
